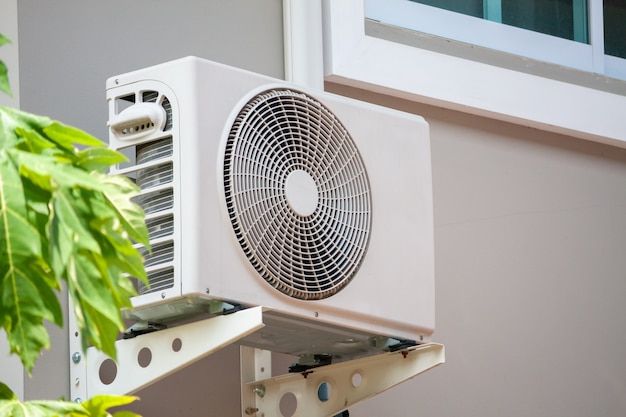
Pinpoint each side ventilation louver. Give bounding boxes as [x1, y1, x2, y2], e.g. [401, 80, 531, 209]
[112, 92, 177, 296]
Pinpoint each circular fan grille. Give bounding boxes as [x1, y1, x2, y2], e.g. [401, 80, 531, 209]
[223, 89, 372, 300]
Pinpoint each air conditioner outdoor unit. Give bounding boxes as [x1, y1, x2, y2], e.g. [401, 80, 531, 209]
[106, 57, 434, 361]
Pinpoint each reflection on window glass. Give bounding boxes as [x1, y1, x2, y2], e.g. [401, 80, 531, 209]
[502, 0, 586, 42]
[604, 0, 626, 59]
[411, 0, 588, 43]
[411, 0, 484, 18]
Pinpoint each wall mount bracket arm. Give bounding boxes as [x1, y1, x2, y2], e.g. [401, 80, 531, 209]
[78, 306, 265, 398]
[242, 342, 445, 417]
[72, 306, 444, 417]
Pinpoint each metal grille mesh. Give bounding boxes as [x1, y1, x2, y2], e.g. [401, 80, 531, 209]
[223, 89, 371, 300]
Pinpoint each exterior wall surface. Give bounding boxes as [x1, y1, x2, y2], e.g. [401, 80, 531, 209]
[327, 82, 626, 417]
[17, 0, 284, 412]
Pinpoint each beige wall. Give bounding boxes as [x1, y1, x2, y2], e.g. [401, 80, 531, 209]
[327, 82, 626, 417]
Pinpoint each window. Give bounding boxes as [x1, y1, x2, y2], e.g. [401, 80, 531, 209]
[366, 0, 626, 80]
[322, 0, 626, 147]
[413, 0, 588, 42]
[415, 0, 483, 18]
[604, 0, 626, 59]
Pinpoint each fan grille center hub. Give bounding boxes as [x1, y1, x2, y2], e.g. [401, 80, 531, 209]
[285, 170, 319, 216]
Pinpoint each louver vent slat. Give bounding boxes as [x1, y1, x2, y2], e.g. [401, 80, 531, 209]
[142, 241, 174, 267]
[137, 138, 173, 164]
[223, 89, 372, 301]
[134, 188, 174, 215]
[142, 90, 158, 103]
[113, 126, 176, 295]
[162, 97, 173, 131]
[146, 214, 174, 240]
[136, 163, 173, 190]
[138, 267, 174, 294]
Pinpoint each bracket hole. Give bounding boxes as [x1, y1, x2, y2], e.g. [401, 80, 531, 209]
[99, 359, 117, 385]
[317, 382, 331, 402]
[137, 347, 152, 368]
[279, 392, 297, 417]
[351, 372, 363, 388]
[172, 338, 182, 352]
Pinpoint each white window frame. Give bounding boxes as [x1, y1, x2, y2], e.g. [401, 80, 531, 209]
[322, 0, 626, 147]
[366, 0, 595, 73]
[366, 0, 626, 81]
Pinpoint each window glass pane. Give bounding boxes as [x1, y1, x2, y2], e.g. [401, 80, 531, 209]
[502, 0, 577, 40]
[410, 0, 483, 18]
[411, 0, 588, 43]
[604, 0, 626, 59]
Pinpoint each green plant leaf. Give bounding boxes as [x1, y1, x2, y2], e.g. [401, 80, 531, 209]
[0, 61, 10, 97]
[0, 106, 148, 373]
[102, 175, 149, 247]
[67, 253, 124, 359]
[1, 107, 53, 150]
[76, 148, 127, 172]
[0, 151, 58, 370]
[81, 395, 138, 417]
[0, 34, 10, 47]
[0, 394, 137, 417]
[0, 384, 16, 401]
[112, 412, 140, 417]
[44, 122, 104, 149]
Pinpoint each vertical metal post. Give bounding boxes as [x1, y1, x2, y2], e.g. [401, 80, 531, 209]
[68, 298, 87, 403]
[240, 347, 272, 417]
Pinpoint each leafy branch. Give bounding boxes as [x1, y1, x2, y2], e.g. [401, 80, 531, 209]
[0, 106, 149, 370]
[0, 33, 147, 416]
[0, 383, 139, 417]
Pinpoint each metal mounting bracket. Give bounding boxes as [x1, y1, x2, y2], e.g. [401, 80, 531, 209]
[71, 306, 444, 417]
[78, 306, 265, 397]
[242, 343, 445, 417]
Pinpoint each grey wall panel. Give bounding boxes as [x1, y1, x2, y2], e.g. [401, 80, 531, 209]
[18, 0, 284, 140]
[18, 0, 284, 407]
[327, 82, 626, 417]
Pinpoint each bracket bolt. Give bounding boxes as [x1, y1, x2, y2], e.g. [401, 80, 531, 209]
[245, 407, 259, 415]
[254, 385, 266, 398]
[74, 378, 80, 386]
[74, 398, 82, 403]
[161, 292, 166, 299]
[71, 352, 81, 364]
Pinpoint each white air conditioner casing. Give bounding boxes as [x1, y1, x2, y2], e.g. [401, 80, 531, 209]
[106, 57, 434, 359]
